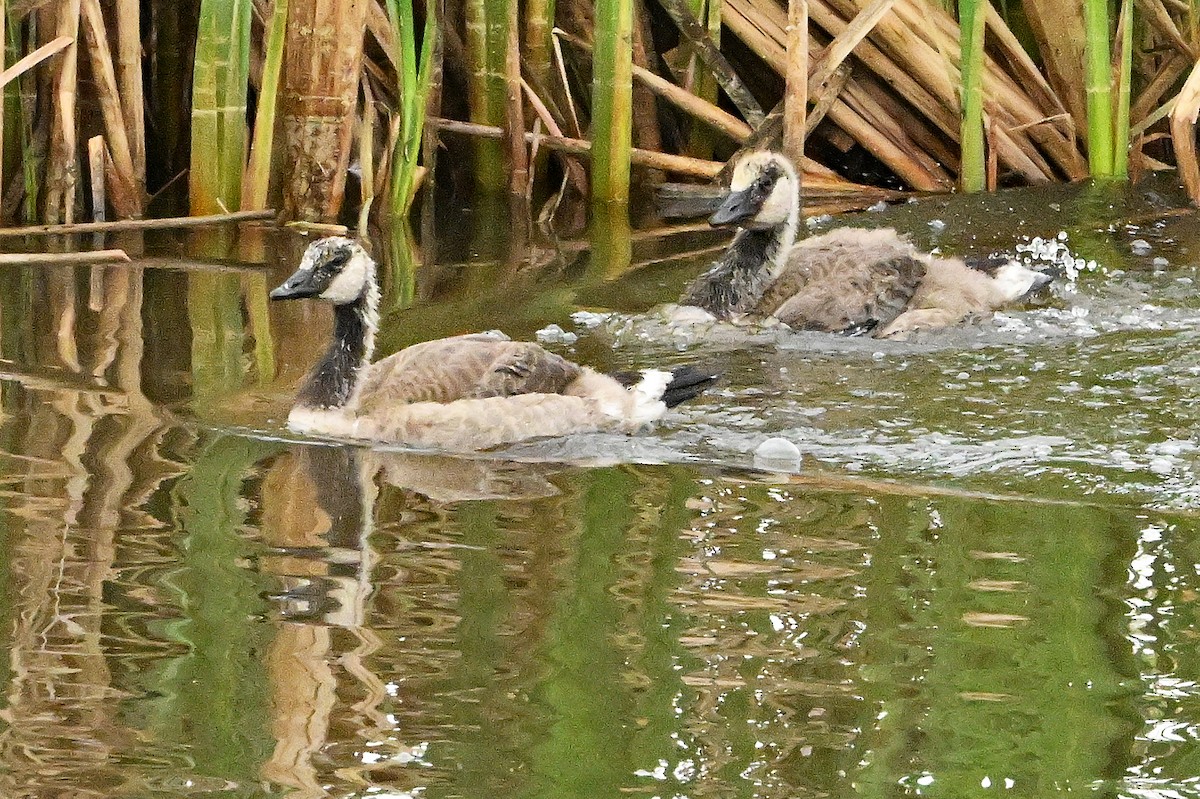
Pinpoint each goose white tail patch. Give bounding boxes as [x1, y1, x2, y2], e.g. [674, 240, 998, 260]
[627, 369, 673, 425]
[993, 261, 1052, 301]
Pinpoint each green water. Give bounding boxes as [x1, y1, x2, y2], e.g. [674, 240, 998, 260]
[0, 179, 1199, 797]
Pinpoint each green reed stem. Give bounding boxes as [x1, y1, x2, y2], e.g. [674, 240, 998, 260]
[958, 0, 986, 192]
[242, 0, 287, 210]
[592, 0, 634, 204]
[387, 0, 439, 213]
[1082, 0, 1113, 177]
[463, 0, 506, 189]
[1112, 0, 1132, 179]
[525, 0, 556, 90]
[190, 0, 250, 214]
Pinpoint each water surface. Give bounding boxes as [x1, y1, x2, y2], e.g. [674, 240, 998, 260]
[0, 181, 1199, 797]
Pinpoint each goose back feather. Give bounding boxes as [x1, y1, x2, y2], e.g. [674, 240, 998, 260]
[758, 227, 927, 334]
[353, 334, 582, 413]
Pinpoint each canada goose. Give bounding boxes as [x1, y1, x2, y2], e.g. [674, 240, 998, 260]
[679, 151, 1053, 338]
[270, 237, 718, 451]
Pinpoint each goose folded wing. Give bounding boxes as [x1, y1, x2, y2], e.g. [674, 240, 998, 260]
[354, 334, 583, 412]
[758, 228, 927, 334]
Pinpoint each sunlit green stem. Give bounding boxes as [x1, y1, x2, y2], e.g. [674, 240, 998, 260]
[190, 0, 251, 214]
[464, 0, 506, 189]
[592, 0, 634, 204]
[387, 0, 439, 213]
[1082, 0, 1113, 177]
[243, 0, 287, 210]
[1112, 0, 1133, 179]
[958, 0, 986, 192]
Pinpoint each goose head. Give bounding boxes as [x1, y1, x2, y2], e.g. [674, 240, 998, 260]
[709, 151, 799, 231]
[270, 237, 375, 305]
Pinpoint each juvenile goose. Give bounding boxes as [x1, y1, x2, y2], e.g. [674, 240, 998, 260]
[680, 151, 1052, 338]
[270, 237, 718, 451]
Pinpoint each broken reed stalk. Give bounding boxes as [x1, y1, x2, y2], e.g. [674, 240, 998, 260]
[782, 0, 807, 164]
[46, 0, 82, 224]
[1170, 59, 1200, 204]
[243, 0, 288, 211]
[0, 209, 275, 237]
[557, 30, 751, 142]
[434, 117, 723, 177]
[656, 0, 765, 126]
[280, 0, 370, 221]
[1083, 0, 1115, 176]
[80, 0, 141, 216]
[591, 0, 634, 203]
[0, 249, 130, 264]
[88, 135, 105, 221]
[190, 0, 251, 215]
[958, 0, 986, 191]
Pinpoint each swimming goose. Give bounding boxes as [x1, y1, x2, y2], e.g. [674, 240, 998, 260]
[679, 151, 1052, 338]
[270, 237, 718, 451]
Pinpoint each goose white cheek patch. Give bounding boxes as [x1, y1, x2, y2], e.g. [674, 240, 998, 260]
[755, 179, 793, 226]
[321, 251, 371, 303]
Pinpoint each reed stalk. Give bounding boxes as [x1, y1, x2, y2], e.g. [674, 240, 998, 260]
[525, 0, 556, 91]
[1170, 59, 1200, 204]
[279, 0, 370, 220]
[242, 0, 287, 211]
[464, 0, 506, 189]
[782, 0, 808, 165]
[190, 0, 251, 215]
[115, 0, 145, 190]
[1082, 0, 1114, 176]
[959, 0, 986, 191]
[45, 0, 82, 224]
[387, 0, 439, 213]
[81, 0, 141, 216]
[591, 0, 634, 204]
[658, 0, 764, 125]
[1112, 0, 1133, 179]
[684, 0, 720, 158]
[502, 0, 527, 198]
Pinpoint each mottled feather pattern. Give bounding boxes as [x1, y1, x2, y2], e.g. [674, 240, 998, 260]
[353, 335, 582, 414]
[760, 228, 927, 333]
[679, 228, 785, 319]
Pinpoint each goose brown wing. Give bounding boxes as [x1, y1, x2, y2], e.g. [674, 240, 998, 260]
[354, 334, 582, 412]
[756, 228, 927, 334]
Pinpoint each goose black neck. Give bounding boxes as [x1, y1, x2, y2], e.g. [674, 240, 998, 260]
[681, 225, 790, 319]
[296, 295, 373, 410]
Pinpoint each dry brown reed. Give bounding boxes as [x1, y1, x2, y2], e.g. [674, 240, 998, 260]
[5, 0, 1200, 228]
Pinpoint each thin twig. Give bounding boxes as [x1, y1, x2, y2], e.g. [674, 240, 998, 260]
[0, 249, 130, 264]
[432, 117, 724, 177]
[0, 209, 276, 237]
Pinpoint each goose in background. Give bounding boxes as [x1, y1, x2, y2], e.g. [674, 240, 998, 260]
[679, 151, 1053, 338]
[270, 237, 718, 451]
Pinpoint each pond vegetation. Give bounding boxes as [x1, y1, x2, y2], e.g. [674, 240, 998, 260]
[0, 0, 1198, 228]
[2, 1, 1200, 798]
